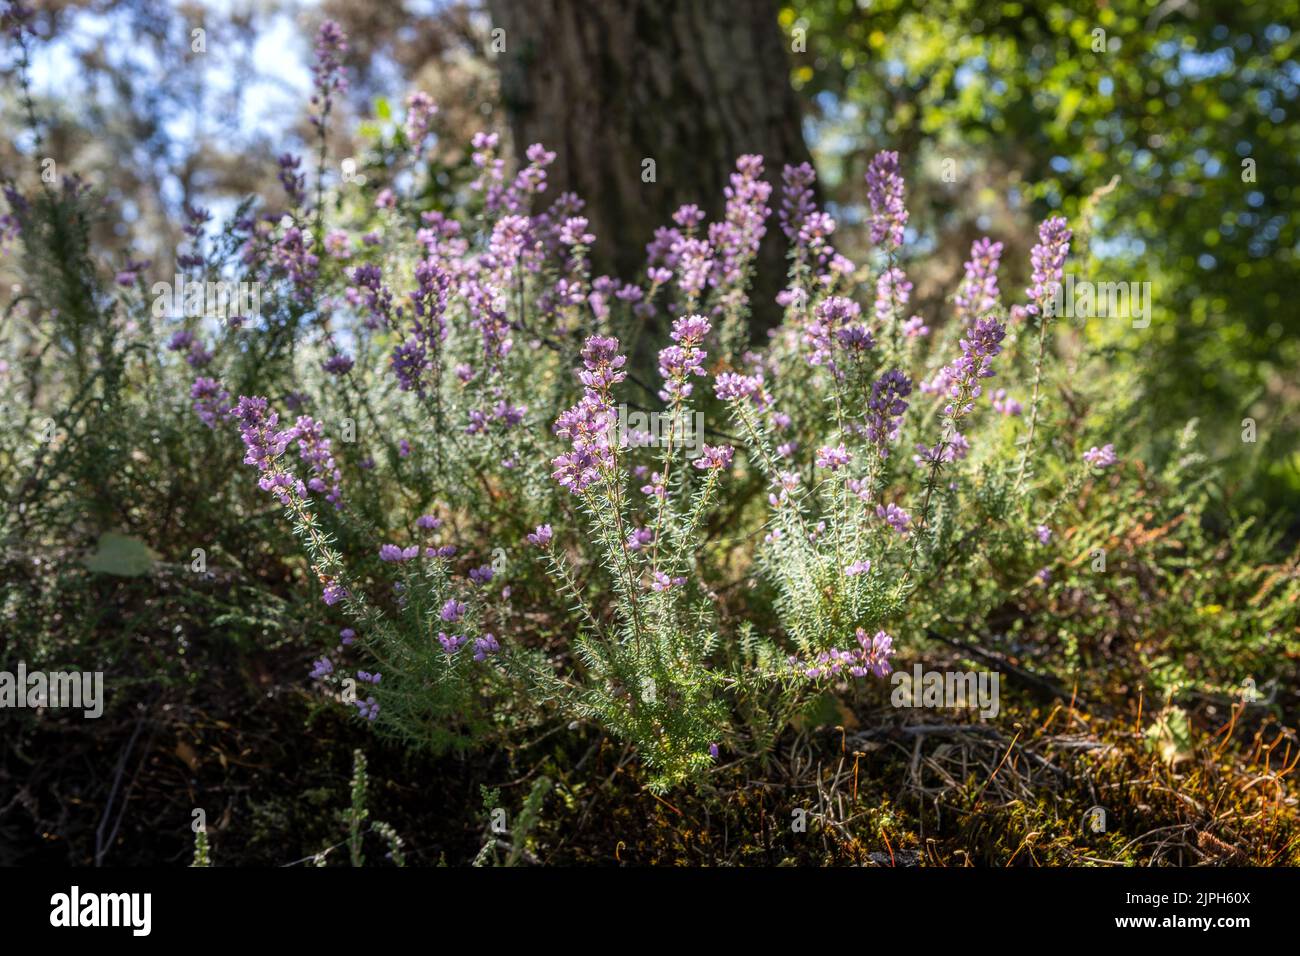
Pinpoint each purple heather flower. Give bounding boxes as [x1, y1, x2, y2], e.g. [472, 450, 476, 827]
[185, 342, 214, 368]
[874, 267, 913, 325]
[472, 633, 500, 661]
[322, 581, 348, 606]
[392, 258, 451, 397]
[876, 503, 912, 535]
[190, 377, 229, 429]
[657, 356, 706, 400]
[579, 335, 627, 391]
[277, 154, 306, 207]
[767, 472, 803, 511]
[955, 237, 1003, 322]
[865, 369, 913, 459]
[469, 564, 494, 585]
[339, 628, 356, 645]
[816, 443, 852, 471]
[438, 632, 467, 655]
[1083, 443, 1117, 469]
[936, 316, 1007, 419]
[490, 214, 531, 265]
[311, 20, 349, 122]
[640, 472, 666, 499]
[779, 162, 817, 242]
[853, 629, 895, 678]
[913, 432, 970, 467]
[693, 444, 735, 471]
[804, 296, 861, 371]
[323, 353, 354, 375]
[920, 364, 956, 397]
[440, 599, 466, 622]
[558, 216, 595, 247]
[714, 372, 763, 403]
[672, 204, 705, 230]
[552, 338, 628, 495]
[709, 742, 720, 760]
[864, 150, 908, 248]
[902, 315, 930, 338]
[232, 395, 304, 504]
[525, 142, 556, 165]
[798, 629, 894, 681]
[1036, 525, 1052, 544]
[650, 571, 687, 592]
[324, 229, 351, 259]
[671, 313, 712, 346]
[552, 393, 617, 495]
[845, 560, 871, 576]
[1026, 216, 1072, 316]
[275, 226, 319, 304]
[350, 263, 393, 329]
[991, 389, 1022, 416]
[310, 657, 333, 680]
[167, 330, 196, 352]
[404, 90, 438, 151]
[416, 514, 441, 531]
[527, 524, 553, 548]
[837, 323, 875, 353]
[658, 317, 710, 401]
[509, 143, 556, 204]
[289, 415, 343, 509]
[709, 155, 771, 299]
[798, 211, 837, 259]
[673, 236, 713, 298]
[626, 527, 655, 551]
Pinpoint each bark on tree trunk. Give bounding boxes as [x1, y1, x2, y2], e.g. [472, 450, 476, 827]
[486, 0, 814, 331]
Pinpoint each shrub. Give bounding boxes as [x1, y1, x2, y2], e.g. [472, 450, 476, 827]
[3, 18, 1294, 795]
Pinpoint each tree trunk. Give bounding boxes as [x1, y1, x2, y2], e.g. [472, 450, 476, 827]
[486, 0, 813, 331]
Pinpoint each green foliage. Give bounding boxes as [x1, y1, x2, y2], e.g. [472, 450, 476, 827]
[191, 826, 211, 868]
[473, 776, 552, 867]
[784, 0, 1300, 516]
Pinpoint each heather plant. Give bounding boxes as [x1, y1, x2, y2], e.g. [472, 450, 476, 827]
[4, 16, 1295, 801]
[473, 775, 552, 867]
[191, 827, 211, 868]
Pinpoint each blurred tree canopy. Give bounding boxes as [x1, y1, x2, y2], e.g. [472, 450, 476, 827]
[784, 0, 1299, 521]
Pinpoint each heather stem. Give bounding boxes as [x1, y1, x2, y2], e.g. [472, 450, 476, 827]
[1014, 314, 1050, 493]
